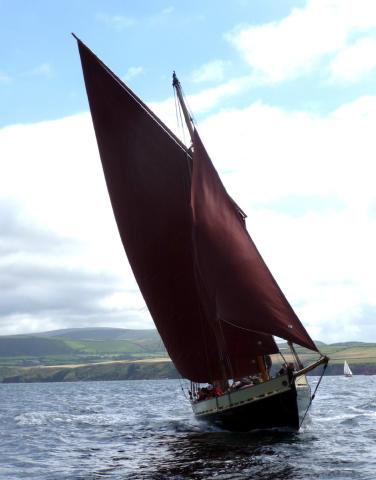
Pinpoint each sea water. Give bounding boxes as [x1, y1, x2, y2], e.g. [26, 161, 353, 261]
[0, 376, 375, 479]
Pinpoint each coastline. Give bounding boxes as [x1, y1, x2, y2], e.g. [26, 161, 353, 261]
[1, 358, 375, 383]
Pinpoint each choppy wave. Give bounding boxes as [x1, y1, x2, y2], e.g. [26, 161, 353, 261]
[1, 377, 376, 479]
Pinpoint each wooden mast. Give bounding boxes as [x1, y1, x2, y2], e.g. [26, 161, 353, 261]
[172, 72, 195, 142]
[172, 71, 233, 383]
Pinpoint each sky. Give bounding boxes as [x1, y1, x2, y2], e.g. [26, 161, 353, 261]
[1, 0, 376, 343]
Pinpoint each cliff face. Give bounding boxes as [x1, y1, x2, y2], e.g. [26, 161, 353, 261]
[1, 360, 375, 383]
[0, 361, 179, 383]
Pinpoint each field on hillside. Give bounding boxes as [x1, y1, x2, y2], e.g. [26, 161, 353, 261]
[1, 329, 376, 382]
[0, 328, 166, 367]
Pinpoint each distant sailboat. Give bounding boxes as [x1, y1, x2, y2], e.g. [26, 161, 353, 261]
[74, 35, 329, 432]
[344, 360, 353, 377]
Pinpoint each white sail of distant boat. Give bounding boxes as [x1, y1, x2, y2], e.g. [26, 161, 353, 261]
[344, 360, 353, 377]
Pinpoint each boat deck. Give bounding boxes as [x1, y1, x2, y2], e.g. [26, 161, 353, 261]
[193, 375, 293, 416]
[192, 374, 311, 431]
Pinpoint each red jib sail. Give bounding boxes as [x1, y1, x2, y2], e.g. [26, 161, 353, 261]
[75, 38, 317, 382]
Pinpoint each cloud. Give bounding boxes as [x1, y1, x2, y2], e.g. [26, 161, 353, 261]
[189, 76, 254, 113]
[226, 0, 376, 83]
[0, 198, 76, 255]
[28, 63, 52, 77]
[0, 261, 115, 317]
[160, 6, 174, 15]
[197, 95, 376, 209]
[0, 71, 11, 83]
[328, 36, 376, 83]
[147, 5, 176, 25]
[191, 60, 228, 83]
[0, 114, 152, 335]
[190, 95, 376, 343]
[122, 66, 144, 82]
[256, 195, 346, 217]
[1, 85, 376, 341]
[149, 74, 254, 137]
[0, 202, 135, 334]
[97, 13, 136, 30]
[1, 65, 51, 83]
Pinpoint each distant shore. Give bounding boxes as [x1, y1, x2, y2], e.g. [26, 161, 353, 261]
[1, 328, 376, 382]
[1, 358, 376, 383]
[0, 358, 177, 383]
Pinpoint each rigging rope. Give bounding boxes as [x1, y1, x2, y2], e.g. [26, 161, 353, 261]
[299, 361, 328, 428]
[218, 316, 263, 333]
[178, 374, 190, 401]
[175, 79, 196, 126]
[279, 350, 288, 366]
[173, 88, 187, 146]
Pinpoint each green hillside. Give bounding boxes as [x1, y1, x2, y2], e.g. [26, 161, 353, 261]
[2, 329, 376, 380]
[0, 336, 75, 356]
[275, 341, 376, 375]
[0, 328, 166, 367]
[35, 327, 160, 342]
[279, 341, 376, 358]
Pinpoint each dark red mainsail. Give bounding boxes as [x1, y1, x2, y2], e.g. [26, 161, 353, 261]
[75, 38, 317, 382]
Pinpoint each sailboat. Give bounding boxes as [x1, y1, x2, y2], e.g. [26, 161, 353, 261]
[344, 360, 353, 377]
[74, 36, 328, 432]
